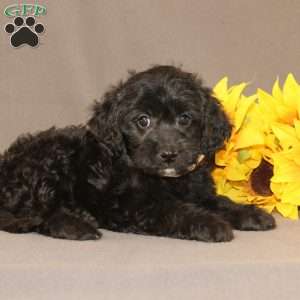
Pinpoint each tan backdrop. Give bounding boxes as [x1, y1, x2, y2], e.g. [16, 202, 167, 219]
[1, 0, 300, 151]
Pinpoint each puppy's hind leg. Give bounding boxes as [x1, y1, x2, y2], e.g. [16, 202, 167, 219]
[203, 195, 276, 231]
[38, 209, 102, 241]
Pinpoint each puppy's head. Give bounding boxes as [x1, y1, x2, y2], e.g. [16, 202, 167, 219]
[88, 65, 231, 177]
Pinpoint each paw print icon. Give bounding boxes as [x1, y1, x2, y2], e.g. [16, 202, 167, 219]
[4, 16, 44, 48]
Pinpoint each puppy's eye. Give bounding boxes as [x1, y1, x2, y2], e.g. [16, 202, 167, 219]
[177, 113, 192, 126]
[136, 115, 151, 129]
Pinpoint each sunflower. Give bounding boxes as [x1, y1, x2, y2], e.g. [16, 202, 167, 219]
[213, 74, 300, 219]
[271, 125, 300, 219]
[212, 78, 277, 215]
[257, 74, 300, 219]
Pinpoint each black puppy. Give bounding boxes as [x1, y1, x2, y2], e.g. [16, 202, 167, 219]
[0, 66, 275, 241]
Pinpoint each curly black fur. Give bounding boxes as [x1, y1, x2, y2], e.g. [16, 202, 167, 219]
[0, 66, 276, 241]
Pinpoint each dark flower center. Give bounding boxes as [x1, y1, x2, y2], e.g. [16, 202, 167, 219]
[250, 160, 273, 196]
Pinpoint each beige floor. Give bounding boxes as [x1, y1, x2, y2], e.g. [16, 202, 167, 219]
[0, 215, 299, 300]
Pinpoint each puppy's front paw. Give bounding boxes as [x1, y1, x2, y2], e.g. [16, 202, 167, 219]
[232, 205, 276, 231]
[190, 215, 234, 242]
[42, 212, 102, 241]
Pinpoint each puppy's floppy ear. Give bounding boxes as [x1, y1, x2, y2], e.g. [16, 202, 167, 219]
[200, 88, 232, 153]
[87, 83, 125, 156]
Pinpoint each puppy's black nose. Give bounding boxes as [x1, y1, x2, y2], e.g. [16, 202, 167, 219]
[160, 151, 178, 163]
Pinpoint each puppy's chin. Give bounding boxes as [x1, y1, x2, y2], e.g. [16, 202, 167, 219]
[159, 154, 205, 178]
[159, 168, 181, 178]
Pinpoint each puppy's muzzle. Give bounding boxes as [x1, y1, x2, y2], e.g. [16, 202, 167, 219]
[159, 154, 205, 178]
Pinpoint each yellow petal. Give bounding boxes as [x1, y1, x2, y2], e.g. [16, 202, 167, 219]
[225, 83, 248, 116]
[272, 153, 300, 182]
[277, 105, 298, 125]
[234, 95, 256, 132]
[260, 204, 276, 214]
[281, 146, 300, 166]
[271, 123, 298, 150]
[234, 126, 265, 149]
[215, 150, 228, 167]
[294, 119, 300, 139]
[220, 183, 250, 204]
[244, 157, 262, 169]
[257, 88, 278, 122]
[276, 202, 298, 219]
[283, 73, 300, 108]
[264, 133, 280, 154]
[280, 182, 300, 206]
[272, 78, 283, 101]
[225, 158, 250, 181]
[270, 182, 284, 199]
[213, 77, 228, 100]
